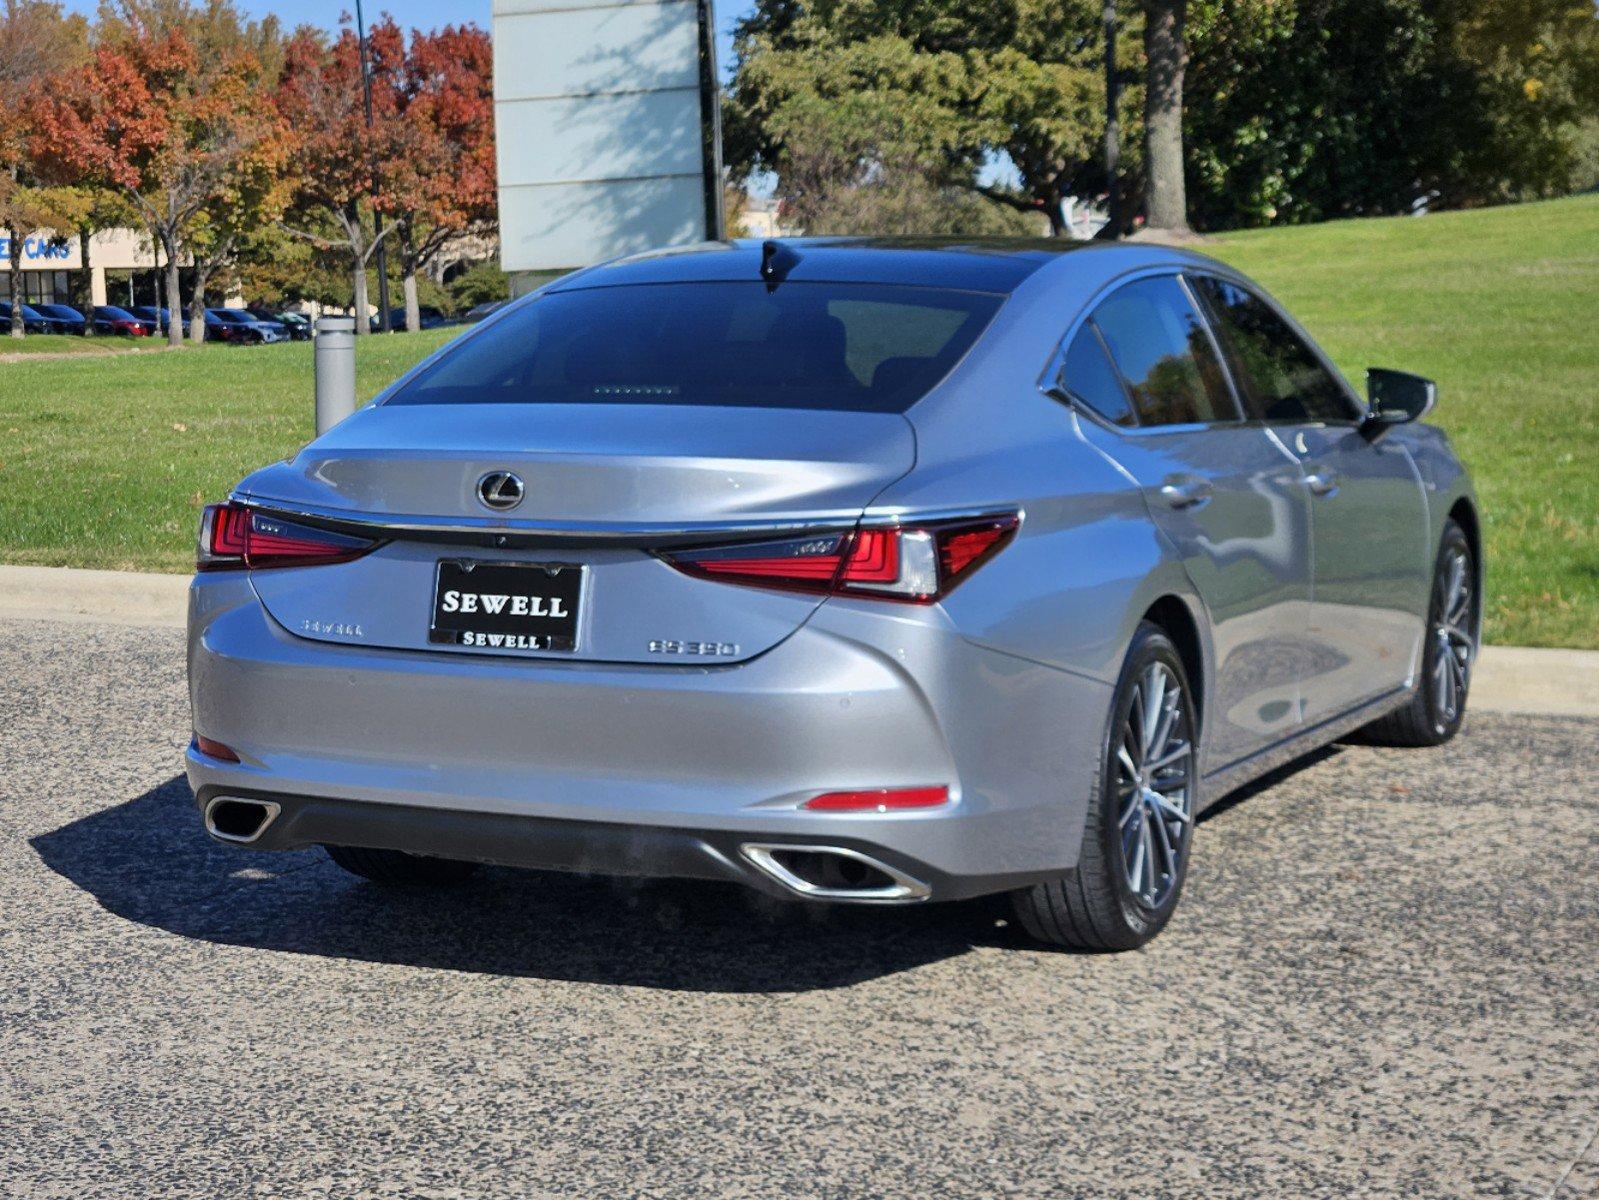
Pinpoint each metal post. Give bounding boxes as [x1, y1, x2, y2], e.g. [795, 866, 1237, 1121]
[315, 317, 357, 434]
[696, 0, 726, 241]
[1103, 0, 1121, 236]
[355, 0, 393, 332]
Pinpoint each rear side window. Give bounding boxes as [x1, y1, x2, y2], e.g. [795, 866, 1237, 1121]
[1089, 276, 1237, 427]
[385, 282, 1004, 414]
[1191, 276, 1356, 423]
[1059, 321, 1135, 426]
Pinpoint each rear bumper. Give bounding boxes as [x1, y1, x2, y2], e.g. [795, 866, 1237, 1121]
[192, 785, 1060, 903]
[187, 574, 1111, 900]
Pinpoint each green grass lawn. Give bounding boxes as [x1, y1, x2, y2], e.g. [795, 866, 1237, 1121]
[0, 334, 161, 356]
[1206, 194, 1597, 648]
[0, 195, 1594, 645]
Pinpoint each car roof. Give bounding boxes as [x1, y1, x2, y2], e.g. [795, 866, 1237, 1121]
[545, 237, 1232, 297]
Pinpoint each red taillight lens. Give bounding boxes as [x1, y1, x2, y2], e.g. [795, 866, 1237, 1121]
[198, 501, 375, 571]
[803, 786, 950, 812]
[193, 734, 240, 762]
[663, 513, 1018, 604]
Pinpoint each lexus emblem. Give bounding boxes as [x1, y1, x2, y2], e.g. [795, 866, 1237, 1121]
[476, 471, 525, 512]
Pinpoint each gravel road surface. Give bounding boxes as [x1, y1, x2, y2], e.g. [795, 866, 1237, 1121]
[1, 617, 1595, 1199]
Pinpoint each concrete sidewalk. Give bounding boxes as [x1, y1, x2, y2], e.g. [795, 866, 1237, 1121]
[2, 563, 1595, 716]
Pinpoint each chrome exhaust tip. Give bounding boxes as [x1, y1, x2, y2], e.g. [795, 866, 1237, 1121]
[740, 843, 931, 903]
[203, 796, 281, 845]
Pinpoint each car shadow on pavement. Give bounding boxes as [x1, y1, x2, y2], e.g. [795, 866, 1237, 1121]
[31, 775, 1023, 993]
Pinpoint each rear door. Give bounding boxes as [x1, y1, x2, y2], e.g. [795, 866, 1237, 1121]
[1063, 275, 1314, 771]
[1190, 275, 1430, 722]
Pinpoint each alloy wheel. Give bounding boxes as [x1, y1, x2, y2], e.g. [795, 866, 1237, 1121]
[1115, 662, 1194, 909]
[1431, 546, 1474, 729]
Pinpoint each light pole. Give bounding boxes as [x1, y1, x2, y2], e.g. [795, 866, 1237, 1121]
[354, 0, 393, 332]
[1103, 0, 1121, 237]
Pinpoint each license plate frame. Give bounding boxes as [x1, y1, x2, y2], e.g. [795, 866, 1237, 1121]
[429, 559, 584, 653]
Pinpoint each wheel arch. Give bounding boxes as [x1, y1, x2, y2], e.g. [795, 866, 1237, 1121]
[1139, 594, 1206, 734]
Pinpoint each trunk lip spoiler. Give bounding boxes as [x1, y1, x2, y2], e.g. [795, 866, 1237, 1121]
[227, 494, 1016, 549]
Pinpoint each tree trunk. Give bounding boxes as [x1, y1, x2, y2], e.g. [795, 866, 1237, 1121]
[352, 261, 369, 337]
[188, 269, 210, 343]
[403, 270, 420, 333]
[9, 234, 23, 338]
[1143, 0, 1190, 234]
[77, 225, 95, 336]
[163, 238, 183, 348]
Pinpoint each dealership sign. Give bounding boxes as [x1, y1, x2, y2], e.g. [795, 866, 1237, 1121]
[0, 236, 74, 263]
[491, 0, 724, 273]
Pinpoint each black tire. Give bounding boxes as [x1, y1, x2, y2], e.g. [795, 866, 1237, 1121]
[323, 844, 480, 887]
[1359, 519, 1476, 748]
[1011, 622, 1199, 951]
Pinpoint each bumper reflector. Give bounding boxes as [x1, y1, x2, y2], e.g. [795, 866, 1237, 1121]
[194, 735, 240, 763]
[803, 786, 950, 813]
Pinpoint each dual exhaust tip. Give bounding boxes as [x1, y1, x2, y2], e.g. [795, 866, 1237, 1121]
[204, 798, 930, 904]
[741, 843, 930, 903]
[203, 796, 280, 845]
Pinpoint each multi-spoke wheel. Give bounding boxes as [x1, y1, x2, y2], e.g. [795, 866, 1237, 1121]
[1115, 662, 1194, 910]
[1012, 622, 1198, 950]
[1361, 518, 1477, 747]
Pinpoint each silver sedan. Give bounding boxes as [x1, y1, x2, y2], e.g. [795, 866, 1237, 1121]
[186, 239, 1479, 949]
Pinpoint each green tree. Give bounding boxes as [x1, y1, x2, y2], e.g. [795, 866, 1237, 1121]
[727, 0, 1117, 235]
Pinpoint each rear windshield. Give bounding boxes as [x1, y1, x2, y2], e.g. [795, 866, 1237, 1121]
[384, 282, 1004, 413]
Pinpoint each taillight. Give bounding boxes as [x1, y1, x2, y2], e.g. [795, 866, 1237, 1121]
[197, 501, 375, 571]
[662, 513, 1019, 603]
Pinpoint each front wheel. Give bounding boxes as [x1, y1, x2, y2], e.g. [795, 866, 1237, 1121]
[1011, 622, 1199, 951]
[1359, 519, 1477, 747]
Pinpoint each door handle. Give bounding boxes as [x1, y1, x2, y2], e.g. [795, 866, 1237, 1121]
[1159, 476, 1214, 510]
[1304, 470, 1339, 497]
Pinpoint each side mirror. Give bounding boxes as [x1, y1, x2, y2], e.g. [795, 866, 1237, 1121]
[1361, 368, 1436, 440]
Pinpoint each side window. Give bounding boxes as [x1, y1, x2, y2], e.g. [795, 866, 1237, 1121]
[1090, 276, 1237, 427]
[1191, 276, 1356, 423]
[1059, 320, 1135, 426]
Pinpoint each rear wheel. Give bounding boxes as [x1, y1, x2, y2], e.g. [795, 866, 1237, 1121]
[323, 844, 479, 887]
[1360, 519, 1476, 747]
[1011, 622, 1198, 951]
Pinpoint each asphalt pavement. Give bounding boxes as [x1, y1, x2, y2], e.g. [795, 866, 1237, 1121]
[1, 615, 1595, 1199]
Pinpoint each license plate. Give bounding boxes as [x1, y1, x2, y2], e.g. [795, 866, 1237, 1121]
[430, 560, 583, 652]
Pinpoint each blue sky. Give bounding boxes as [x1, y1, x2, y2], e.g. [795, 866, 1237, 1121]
[61, 1, 758, 79]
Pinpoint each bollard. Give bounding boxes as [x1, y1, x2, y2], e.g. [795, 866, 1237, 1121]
[314, 317, 357, 434]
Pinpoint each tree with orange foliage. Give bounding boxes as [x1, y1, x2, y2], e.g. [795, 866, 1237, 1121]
[388, 23, 496, 334]
[0, 0, 88, 338]
[34, 23, 285, 346]
[276, 20, 413, 336]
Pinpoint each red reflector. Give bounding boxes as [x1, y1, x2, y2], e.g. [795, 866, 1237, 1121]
[838, 528, 899, 583]
[803, 786, 950, 812]
[194, 735, 240, 763]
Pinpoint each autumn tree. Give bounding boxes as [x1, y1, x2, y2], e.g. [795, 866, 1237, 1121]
[276, 21, 412, 335]
[386, 23, 496, 333]
[0, 0, 87, 337]
[36, 24, 285, 345]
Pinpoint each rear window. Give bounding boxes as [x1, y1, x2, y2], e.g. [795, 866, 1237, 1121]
[385, 282, 1005, 413]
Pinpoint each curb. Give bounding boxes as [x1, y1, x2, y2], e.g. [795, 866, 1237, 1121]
[1, 564, 1595, 717]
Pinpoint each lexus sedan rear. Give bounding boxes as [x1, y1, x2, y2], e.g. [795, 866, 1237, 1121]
[188, 239, 1479, 949]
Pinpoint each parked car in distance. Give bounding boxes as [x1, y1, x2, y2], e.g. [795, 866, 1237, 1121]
[376, 304, 450, 331]
[0, 301, 58, 334]
[248, 307, 312, 341]
[129, 306, 172, 335]
[462, 300, 507, 323]
[187, 239, 1480, 952]
[203, 307, 289, 344]
[275, 312, 313, 340]
[89, 305, 154, 336]
[33, 303, 88, 334]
